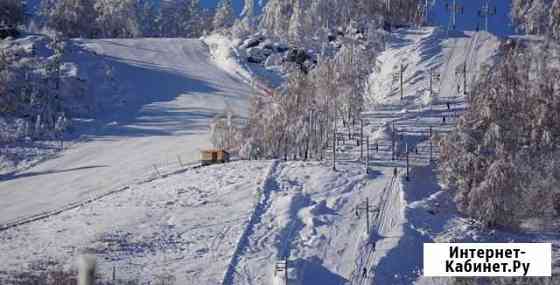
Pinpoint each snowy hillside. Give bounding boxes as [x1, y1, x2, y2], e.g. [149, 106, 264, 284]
[6, 25, 551, 285]
[0, 37, 253, 228]
[4, 0, 560, 284]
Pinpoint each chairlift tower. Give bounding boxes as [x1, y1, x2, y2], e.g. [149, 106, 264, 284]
[446, 0, 464, 31]
[478, 0, 497, 32]
[455, 62, 468, 96]
[427, 68, 441, 98]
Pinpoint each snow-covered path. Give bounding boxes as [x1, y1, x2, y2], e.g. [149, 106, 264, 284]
[360, 26, 501, 284]
[0, 38, 252, 227]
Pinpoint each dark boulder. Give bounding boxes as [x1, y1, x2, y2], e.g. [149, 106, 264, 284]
[0, 27, 19, 39]
[286, 48, 310, 65]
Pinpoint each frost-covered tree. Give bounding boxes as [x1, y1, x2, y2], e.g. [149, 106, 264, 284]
[259, 0, 414, 41]
[0, 0, 24, 27]
[160, 0, 206, 37]
[511, 0, 560, 40]
[135, 0, 159, 37]
[210, 110, 242, 151]
[183, 0, 204, 37]
[259, 0, 291, 39]
[440, 41, 560, 228]
[41, 0, 99, 38]
[287, 0, 305, 44]
[0, 34, 77, 142]
[213, 0, 235, 31]
[232, 0, 256, 37]
[94, 0, 142, 38]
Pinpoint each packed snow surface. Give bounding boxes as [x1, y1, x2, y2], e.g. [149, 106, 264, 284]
[0, 161, 271, 283]
[3, 19, 560, 285]
[0, 38, 253, 226]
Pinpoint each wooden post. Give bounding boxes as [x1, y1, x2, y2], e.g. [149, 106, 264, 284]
[332, 108, 337, 171]
[153, 165, 161, 177]
[429, 69, 434, 98]
[355, 198, 378, 235]
[406, 143, 410, 181]
[285, 256, 289, 285]
[365, 136, 369, 174]
[429, 126, 433, 162]
[177, 155, 184, 168]
[400, 63, 404, 101]
[366, 197, 370, 234]
[463, 62, 467, 95]
[360, 119, 364, 160]
[332, 92, 338, 171]
[392, 128, 395, 161]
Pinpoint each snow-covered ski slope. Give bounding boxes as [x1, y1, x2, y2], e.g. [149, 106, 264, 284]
[359, 26, 502, 284]
[0, 160, 274, 283]
[0, 37, 253, 227]
[0, 24, 516, 285]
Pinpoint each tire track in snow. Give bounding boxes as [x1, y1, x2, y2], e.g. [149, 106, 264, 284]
[221, 160, 281, 285]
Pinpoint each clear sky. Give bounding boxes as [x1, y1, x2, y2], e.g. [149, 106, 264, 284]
[201, 0, 244, 13]
[430, 0, 515, 37]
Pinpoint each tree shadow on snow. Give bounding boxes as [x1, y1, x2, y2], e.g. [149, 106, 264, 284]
[373, 165, 458, 284]
[296, 257, 348, 285]
[0, 165, 109, 181]
[64, 40, 249, 140]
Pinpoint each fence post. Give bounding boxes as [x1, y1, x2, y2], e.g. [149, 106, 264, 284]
[78, 255, 96, 285]
[177, 155, 184, 168]
[360, 119, 364, 160]
[365, 136, 370, 174]
[429, 126, 433, 162]
[153, 165, 161, 177]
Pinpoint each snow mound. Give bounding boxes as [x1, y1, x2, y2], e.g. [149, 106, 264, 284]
[202, 33, 251, 83]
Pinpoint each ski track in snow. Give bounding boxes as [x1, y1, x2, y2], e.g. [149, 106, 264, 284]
[222, 160, 281, 285]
